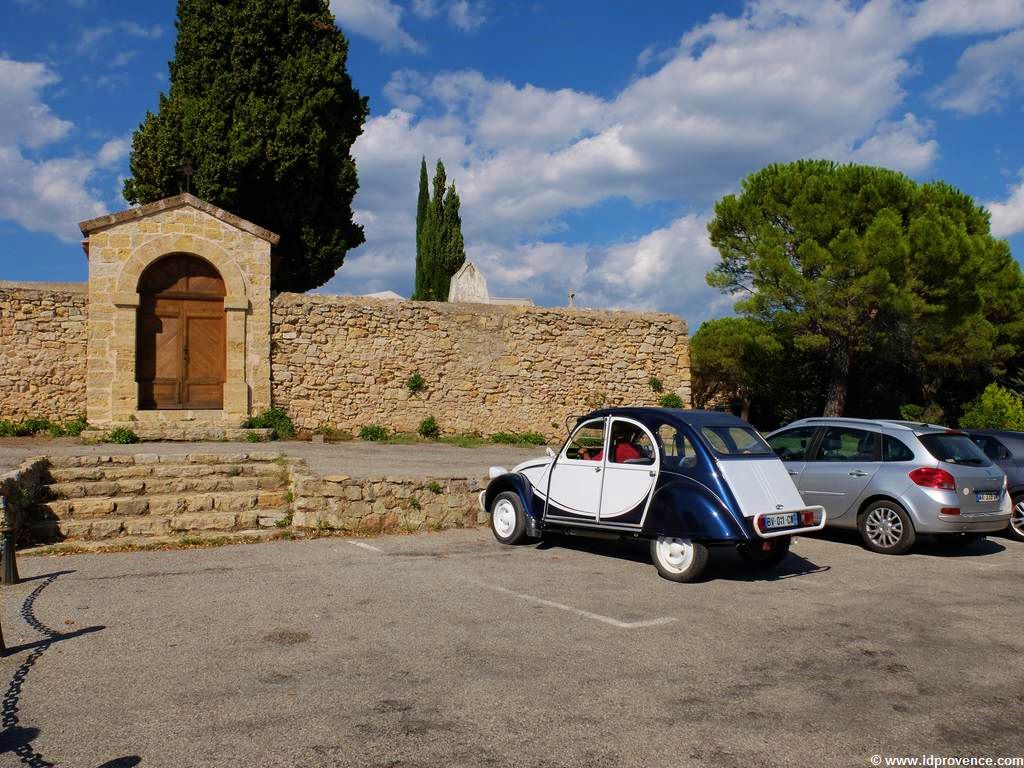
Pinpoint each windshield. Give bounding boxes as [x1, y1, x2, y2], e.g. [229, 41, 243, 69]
[918, 433, 992, 467]
[700, 425, 773, 456]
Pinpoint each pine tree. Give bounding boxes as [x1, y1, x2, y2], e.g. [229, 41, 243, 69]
[122, 0, 368, 293]
[436, 182, 466, 299]
[413, 157, 430, 299]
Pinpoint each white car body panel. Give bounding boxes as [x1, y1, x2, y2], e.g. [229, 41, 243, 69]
[716, 458, 807, 518]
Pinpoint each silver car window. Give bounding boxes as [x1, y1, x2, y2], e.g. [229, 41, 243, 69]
[882, 434, 915, 462]
[767, 427, 817, 461]
[918, 433, 991, 467]
[813, 427, 876, 462]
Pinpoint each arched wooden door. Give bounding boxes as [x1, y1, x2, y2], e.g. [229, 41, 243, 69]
[136, 254, 226, 410]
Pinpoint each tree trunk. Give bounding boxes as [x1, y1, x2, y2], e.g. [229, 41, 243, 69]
[823, 345, 851, 416]
[740, 395, 751, 422]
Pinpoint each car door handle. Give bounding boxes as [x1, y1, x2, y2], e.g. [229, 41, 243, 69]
[594, 467, 601, 473]
[649, 470, 656, 477]
[787, 470, 799, 476]
[849, 470, 869, 477]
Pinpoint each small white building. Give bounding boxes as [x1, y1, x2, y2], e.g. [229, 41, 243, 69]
[448, 261, 534, 306]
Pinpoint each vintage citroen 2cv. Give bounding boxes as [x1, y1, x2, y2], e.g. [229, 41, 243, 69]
[481, 408, 827, 582]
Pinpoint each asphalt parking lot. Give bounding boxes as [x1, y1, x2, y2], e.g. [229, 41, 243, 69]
[0, 529, 1021, 768]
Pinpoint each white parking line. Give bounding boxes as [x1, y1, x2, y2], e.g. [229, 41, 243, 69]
[472, 582, 677, 629]
[346, 540, 384, 553]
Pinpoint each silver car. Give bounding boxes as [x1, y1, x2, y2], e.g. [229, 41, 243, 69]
[765, 418, 1011, 554]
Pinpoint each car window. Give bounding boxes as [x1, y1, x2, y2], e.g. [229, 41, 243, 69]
[813, 427, 876, 462]
[564, 419, 606, 461]
[882, 434, 915, 462]
[657, 424, 698, 469]
[969, 435, 1011, 461]
[767, 427, 817, 461]
[919, 433, 991, 467]
[700, 425, 772, 456]
[608, 420, 656, 465]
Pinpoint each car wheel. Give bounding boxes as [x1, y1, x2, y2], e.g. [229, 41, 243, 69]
[737, 536, 791, 568]
[1009, 497, 1024, 542]
[650, 536, 709, 583]
[489, 491, 528, 545]
[859, 500, 916, 555]
[935, 533, 983, 548]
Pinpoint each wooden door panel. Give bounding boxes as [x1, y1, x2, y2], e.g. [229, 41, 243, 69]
[183, 304, 225, 409]
[138, 298, 183, 409]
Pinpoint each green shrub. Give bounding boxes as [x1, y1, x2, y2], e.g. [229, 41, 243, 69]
[959, 384, 1024, 431]
[359, 425, 389, 441]
[313, 425, 353, 442]
[519, 431, 546, 445]
[899, 403, 944, 425]
[418, 416, 440, 439]
[427, 481, 443, 494]
[62, 415, 88, 437]
[658, 393, 684, 409]
[246, 432, 265, 443]
[490, 431, 519, 444]
[648, 376, 664, 393]
[406, 372, 426, 394]
[245, 407, 296, 439]
[107, 427, 140, 444]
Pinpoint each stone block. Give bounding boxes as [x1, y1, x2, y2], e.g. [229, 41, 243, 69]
[170, 512, 237, 531]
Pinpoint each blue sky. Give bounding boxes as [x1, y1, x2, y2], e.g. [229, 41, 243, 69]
[2, 0, 1024, 328]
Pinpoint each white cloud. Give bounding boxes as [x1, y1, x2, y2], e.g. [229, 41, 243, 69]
[332, 0, 1024, 324]
[0, 58, 128, 242]
[329, 0, 424, 53]
[447, 0, 485, 31]
[906, 0, 1024, 41]
[411, 0, 438, 19]
[74, 20, 164, 57]
[986, 174, 1024, 239]
[931, 27, 1024, 114]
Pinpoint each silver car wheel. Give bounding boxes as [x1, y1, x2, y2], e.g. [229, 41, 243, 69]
[1012, 501, 1024, 538]
[492, 499, 517, 539]
[865, 506, 904, 549]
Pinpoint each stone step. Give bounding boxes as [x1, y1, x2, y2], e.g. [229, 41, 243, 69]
[46, 472, 287, 500]
[48, 461, 287, 483]
[38, 489, 292, 520]
[46, 452, 288, 469]
[31, 507, 290, 541]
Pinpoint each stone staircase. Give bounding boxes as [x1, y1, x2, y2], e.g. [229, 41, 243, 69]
[31, 452, 295, 542]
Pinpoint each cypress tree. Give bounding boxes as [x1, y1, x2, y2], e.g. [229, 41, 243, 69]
[413, 157, 430, 299]
[436, 182, 466, 299]
[123, 0, 368, 293]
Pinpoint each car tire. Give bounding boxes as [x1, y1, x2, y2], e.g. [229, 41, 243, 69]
[1009, 497, 1024, 542]
[489, 491, 528, 545]
[858, 500, 916, 555]
[650, 536, 709, 583]
[737, 536, 791, 568]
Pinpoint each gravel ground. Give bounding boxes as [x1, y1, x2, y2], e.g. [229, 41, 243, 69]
[0, 437, 545, 478]
[0, 528, 1021, 767]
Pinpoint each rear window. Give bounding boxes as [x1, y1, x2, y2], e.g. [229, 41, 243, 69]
[918, 433, 991, 467]
[700, 426, 773, 456]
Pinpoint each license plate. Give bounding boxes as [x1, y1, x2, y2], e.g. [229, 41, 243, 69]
[764, 512, 798, 530]
[975, 491, 999, 503]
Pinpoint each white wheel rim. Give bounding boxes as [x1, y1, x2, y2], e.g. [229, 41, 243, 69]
[1012, 501, 1024, 537]
[493, 499, 517, 538]
[865, 507, 904, 549]
[655, 536, 694, 574]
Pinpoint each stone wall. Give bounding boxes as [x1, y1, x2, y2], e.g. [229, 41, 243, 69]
[271, 293, 690, 437]
[0, 282, 88, 421]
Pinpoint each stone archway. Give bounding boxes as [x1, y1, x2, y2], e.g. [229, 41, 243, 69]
[106, 233, 252, 422]
[136, 253, 227, 410]
[81, 196, 277, 429]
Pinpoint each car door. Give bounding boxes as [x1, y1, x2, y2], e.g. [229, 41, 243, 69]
[544, 418, 608, 522]
[797, 426, 880, 523]
[766, 426, 820, 485]
[599, 417, 659, 527]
